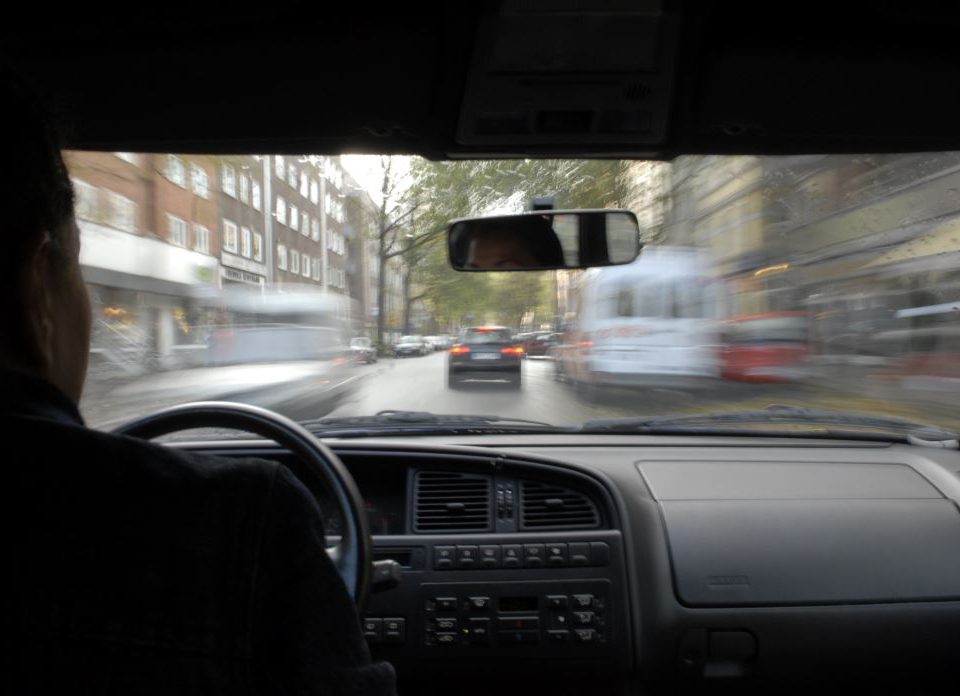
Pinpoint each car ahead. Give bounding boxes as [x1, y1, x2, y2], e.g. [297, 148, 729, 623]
[394, 335, 428, 357]
[448, 326, 525, 388]
[522, 331, 559, 358]
[424, 336, 445, 351]
[349, 336, 377, 364]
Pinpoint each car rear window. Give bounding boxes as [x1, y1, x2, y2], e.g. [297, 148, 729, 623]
[462, 328, 514, 343]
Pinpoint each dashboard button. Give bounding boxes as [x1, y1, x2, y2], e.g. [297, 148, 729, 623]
[571, 594, 595, 609]
[523, 543, 545, 568]
[383, 618, 406, 644]
[431, 617, 458, 631]
[501, 544, 523, 568]
[467, 596, 491, 611]
[434, 546, 455, 570]
[479, 545, 501, 568]
[574, 629, 598, 643]
[546, 543, 568, 567]
[590, 541, 610, 566]
[546, 595, 568, 610]
[467, 617, 491, 644]
[547, 629, 571, 643]
[456, 545, 479, 568]
[362, 618, 382, 642]
[568, 542, 590, 566]
[433, 597, 458, 612]
[572, 611, 596, 626]
[427, 632, 458, 647]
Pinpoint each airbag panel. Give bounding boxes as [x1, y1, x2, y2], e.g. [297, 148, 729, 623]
[662, 499, 960, 606]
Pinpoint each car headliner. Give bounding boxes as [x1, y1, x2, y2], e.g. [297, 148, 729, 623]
[2, 2, 959, 159]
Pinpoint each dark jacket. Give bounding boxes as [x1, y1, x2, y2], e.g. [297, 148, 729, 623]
[5, 369, 396, 695]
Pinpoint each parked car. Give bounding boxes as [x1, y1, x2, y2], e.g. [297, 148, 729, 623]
[448, 326, 524, 388]
[394, 335, 428, 357]
[522, 331, 560, 357]
[349, 336, 377, 364]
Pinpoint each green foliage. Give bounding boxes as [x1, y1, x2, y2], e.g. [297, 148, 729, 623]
[405, 158, 625, 329]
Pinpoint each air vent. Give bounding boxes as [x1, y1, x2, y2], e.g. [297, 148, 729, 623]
[520, 481, 600, 530]
[414, 471, 492, 533]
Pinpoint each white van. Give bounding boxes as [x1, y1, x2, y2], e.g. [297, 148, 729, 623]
[559, 246, 721, 390]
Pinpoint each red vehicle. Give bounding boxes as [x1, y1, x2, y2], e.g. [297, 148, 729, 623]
[720, 312, 810, 383]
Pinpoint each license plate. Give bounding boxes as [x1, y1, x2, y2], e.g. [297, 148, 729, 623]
[473, 353, 499, 360]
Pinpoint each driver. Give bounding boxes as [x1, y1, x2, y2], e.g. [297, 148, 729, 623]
[3, 71, 396, 695]
[458, 216, 566, 269]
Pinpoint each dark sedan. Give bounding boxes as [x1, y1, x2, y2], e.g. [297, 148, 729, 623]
[522, 331, 559, 357]
[447, 326, 524, 388]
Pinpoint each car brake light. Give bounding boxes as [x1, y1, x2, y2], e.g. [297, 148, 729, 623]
[577, 341, 593, 348]
[450, 345, 471, 354]
[501, 346, 525, 355]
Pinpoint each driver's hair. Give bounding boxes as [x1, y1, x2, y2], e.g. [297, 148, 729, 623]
[452, 215, 565, 268]
[0, 68, 76, 365]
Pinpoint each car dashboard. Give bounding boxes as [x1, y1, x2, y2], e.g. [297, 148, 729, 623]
[179, 434, 960, 696]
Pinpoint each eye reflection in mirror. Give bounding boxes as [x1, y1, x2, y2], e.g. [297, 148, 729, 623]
[448, 210, 641, 272]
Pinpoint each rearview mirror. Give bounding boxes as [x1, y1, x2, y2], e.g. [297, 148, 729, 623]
[448, 210, 642, 271]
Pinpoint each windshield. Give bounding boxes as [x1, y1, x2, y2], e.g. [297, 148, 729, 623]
[71, 152, 960, 435]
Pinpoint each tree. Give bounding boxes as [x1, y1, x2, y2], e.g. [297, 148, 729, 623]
[402, 158, 627, 333]
[368, 158, 446, 348]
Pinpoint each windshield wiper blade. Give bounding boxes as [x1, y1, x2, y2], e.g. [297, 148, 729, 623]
[581, 404, 959, 444]
[302, 410, 560, 431]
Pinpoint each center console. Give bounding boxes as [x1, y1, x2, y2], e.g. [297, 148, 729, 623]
[362, 530, 631, 672]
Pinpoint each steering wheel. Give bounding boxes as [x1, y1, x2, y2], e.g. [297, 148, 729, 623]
[113, 401, 372, 609]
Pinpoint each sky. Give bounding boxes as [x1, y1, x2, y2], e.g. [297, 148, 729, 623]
[340, 155, 414, 207]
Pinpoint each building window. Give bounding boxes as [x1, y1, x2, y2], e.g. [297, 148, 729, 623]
[106, 191, 137, 232]
[276, 196, 287, 226]
[71, 178, 98, 221]
[311, 218, 320, 241]
[167, 214, 187, 247]
[187, 163, 207, 198]
[302, 253, 311, 278]
[287, 164, 297, 189]
[300, 170, 309, 198]
[290, 249, 300, 275]
[114, 152, 139, 165]
[310, 179, 319, 204]
[275, 155, 285, 179]
[240, 174, 250, 203]
[241, 226, 252, 258]
[166, 155, 186, 187]
[194, 224, 210, 254]
[252, 180, 262, 210]
[223, 219, 239, 254]
[222, 163, 237, 197]
[277, 244, 287, 270]
[290, 205, 299, 231]
[253, 232, 264, 262]
[301, 211, 309, 236]
[312, 258, 321, 281]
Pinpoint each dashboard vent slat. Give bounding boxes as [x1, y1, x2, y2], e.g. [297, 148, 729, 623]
[520, 481, 600, 530]
[414, 471, 492, 533]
